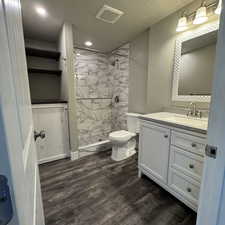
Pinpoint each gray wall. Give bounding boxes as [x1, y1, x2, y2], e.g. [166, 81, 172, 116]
[128, 31, 149, 113]
[147, 0, 216, 112]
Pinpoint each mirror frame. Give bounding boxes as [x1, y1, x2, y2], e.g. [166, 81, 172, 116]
[172, 21, 219, 102]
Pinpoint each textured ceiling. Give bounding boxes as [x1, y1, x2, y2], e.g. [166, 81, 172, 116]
[21, 0, 194, 52]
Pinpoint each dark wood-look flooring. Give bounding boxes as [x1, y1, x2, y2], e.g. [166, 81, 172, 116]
[39, 150, 197, 225]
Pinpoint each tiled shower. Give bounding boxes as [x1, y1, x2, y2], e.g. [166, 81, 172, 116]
[74, 44, 129, 148]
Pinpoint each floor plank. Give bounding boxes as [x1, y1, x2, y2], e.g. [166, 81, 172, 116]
[39, 150, 196, 225]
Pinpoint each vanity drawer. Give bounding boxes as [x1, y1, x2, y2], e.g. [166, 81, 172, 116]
[169, 169, 200, 208]
[170, 146, 204, 182]
[171, 131, 206, 156]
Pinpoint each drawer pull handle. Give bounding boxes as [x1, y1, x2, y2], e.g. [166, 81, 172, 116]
[192, 143, 197, 148]
[164, 135, 169, 138]
[189, 164, 195, 169]
[187, 188, 192, 193]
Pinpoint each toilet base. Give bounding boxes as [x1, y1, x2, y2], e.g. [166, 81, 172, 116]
[111, 137, 136, 161]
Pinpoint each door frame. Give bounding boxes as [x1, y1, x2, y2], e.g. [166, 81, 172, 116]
[197, 1, 225, 225]
[0, 0, 45, 224]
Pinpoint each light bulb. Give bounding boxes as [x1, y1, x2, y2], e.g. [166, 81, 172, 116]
[215, 0, 222, 15]
[193, 6, 208, 25]
[85, 41, 93, 47]
[176, 16, 188, 32]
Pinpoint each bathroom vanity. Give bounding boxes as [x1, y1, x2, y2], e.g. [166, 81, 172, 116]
[137, 21, 219, 212]
[138, 112, 208, 211]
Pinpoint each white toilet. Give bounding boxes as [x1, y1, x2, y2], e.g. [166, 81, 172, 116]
[109, 113, 141, 161]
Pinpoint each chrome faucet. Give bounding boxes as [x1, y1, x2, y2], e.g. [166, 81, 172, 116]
[187, 102, 202, 118]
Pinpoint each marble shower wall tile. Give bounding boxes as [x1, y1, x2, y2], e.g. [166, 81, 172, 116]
[111, 44, 130, 131]
[112, 43, 130, 57]
[74, 44, 130, 147]
[111, 103, 128, 132]
[76, 99, 112, 147]
[75, 49, 113, 98]
[75, 49, 112, 147]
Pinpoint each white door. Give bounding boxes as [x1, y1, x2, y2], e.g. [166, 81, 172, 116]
[32, 105, 70, 164]
[196, 1, 225, 225]
[139, 123, 170, 183]
[0, 0, 45, 225]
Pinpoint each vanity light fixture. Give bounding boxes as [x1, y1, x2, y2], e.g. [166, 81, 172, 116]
[176, 16, 188, 32]
[215, 0, 222, 15]
[193, 2, 208, 25]
[85, 41, 93, 47]
[176, 1, 219, 32]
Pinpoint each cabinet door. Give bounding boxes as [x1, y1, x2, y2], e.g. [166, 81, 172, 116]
[32, 105, 70, 163]
[139, 123, 170, 184]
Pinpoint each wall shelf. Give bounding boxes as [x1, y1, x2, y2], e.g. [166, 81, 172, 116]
[32, 100, 68, 104]
[28, 68, 62, 76]
[25, 43, 62, 103]
[25, 47, 60, 60]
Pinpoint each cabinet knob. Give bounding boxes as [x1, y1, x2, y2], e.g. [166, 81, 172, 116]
[189, 164, 194, 169]
[187, 187, 192, 193]
[164, 134, 169, 138]
[191, 143, 197, 148]
[34, 130, 46, 141]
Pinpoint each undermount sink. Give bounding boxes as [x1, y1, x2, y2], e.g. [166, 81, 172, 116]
[139, 112, 208, 133]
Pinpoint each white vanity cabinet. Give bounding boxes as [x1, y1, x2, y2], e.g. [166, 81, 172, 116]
[139, 123, 170, 184]
[139, 119, 206, 211]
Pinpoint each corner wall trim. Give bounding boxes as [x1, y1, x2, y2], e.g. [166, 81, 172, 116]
[71, 151, 79, 161]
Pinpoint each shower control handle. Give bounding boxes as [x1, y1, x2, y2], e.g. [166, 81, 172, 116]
[114, 96, 120, 103]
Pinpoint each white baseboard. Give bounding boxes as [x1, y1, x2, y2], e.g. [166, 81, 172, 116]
[78, 140, 112, 159]
[79, 150, 98, 158]
[38, 154, 68, 164]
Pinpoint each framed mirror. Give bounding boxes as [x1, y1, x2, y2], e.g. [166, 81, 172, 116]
[172, 21, 219, 102]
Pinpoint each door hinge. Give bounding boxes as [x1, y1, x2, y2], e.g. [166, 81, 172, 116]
[205, 144, 217, 159]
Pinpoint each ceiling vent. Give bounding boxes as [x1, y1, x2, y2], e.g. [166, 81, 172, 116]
[96, 5, 124, 24]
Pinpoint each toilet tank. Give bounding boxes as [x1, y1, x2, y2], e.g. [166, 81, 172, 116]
[126, 113, 141, 133]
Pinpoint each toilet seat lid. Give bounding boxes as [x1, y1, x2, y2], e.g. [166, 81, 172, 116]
[109, 130, 135, 139]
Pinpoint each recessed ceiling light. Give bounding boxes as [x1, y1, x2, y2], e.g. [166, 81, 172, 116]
[85, 41, 93, 47]
[36, 7, 47, 17]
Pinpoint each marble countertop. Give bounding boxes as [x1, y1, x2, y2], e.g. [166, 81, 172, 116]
[139, 112, 208, 135]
